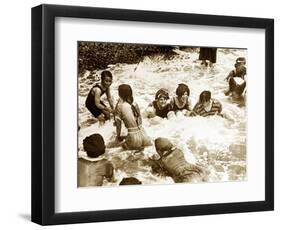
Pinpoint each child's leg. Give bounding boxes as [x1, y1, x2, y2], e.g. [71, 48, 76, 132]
[99, 101, 111, 120]
[201, 60, 207, 66]
[87, 102, 104, 119]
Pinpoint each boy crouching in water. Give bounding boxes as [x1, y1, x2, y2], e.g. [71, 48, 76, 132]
[85, 70, 114, 122]
[152, 137, 206, 183]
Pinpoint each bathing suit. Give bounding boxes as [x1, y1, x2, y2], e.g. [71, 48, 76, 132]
[193, 99, 222, 117]
[85, 84, 107, 118]
[229, 77, 246, 96]
[152, 101, 171, 118]
[170, 97, 190, 111]
[115, 101, 151, 150]
[159, 148, 204, 183]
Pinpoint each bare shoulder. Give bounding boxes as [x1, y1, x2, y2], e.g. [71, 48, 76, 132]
[92, 86, 102, 95]
[122, 102, 131, 109]
[116, 101, 129, 114]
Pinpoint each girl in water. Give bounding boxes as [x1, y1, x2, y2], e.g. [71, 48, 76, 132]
[145, 88, 172, 119]
[170, 83, 192, 116]
[115, 84, 152, 150]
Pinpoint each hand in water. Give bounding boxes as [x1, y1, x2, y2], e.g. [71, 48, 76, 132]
[98, 115, 106, 126]
[150, 154, 160, 161]
[105, 107, 113, 113]
[189, 111, 197, 117]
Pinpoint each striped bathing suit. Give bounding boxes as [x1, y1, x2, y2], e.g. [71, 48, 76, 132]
[192, 99, 222, 117]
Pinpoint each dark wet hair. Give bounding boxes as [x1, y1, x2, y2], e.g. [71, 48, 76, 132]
[199, 90, 211, 103]
[155, 137, 173, 154]
[118, 84, 141, 126]
[83, 133, 105, 158]
[101, 70, 113, 81]
[176, 83, 190, 97]
[118, 84, 134, 103]
[155, 88, 169, 100]
[235, 57, 246, 66]
[119, 177, 142, 185]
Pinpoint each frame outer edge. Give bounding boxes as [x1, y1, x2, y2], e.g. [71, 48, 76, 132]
[31, 4, 275, 225]
[265, 19, 274, 210]
[42, 4, 56, 225]
[31, 5, 43, 225]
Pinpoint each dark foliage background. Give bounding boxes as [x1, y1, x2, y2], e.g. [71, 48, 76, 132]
[78, 42, 178, 74]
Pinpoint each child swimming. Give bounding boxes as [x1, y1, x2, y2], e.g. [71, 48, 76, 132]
[152, 137, 205, 183]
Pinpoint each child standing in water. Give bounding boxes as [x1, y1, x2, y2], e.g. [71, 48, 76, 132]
[115, 84, 152, 150]
[170, 83, 192, 116]
[85, 70, 114, 121]
[199, 47, 217, 67]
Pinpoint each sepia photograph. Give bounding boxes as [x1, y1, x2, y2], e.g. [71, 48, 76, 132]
[77, 41, 247, 187]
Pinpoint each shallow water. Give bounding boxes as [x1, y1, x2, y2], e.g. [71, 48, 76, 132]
[78, 48, 247, 186]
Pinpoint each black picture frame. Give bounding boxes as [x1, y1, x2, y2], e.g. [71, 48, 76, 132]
[31, 4, 274, 225]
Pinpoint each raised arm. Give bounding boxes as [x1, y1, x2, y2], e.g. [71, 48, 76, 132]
[106, 88, 114, 110]
[114, 100, 123, 141]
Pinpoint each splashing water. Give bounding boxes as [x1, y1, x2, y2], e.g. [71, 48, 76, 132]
[78, 48, 247, 185]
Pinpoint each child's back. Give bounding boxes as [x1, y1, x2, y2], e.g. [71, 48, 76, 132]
[78, 158, 113, 186]
[78, 133, 114, 187]
[154, 138, 205, 183]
